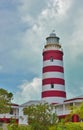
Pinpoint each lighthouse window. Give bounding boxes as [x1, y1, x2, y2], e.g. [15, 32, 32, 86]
[51, 84, 54, 88]
[50, 56, 53, 62]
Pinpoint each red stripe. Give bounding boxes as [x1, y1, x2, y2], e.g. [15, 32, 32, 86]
[42, 78, 65, 85]
[43, 66, 64, 73]
[42, 90, 66, 98]
[43, 54, 62, 61]
[43, 50, 63, 55]
[43, 50, 63, 61]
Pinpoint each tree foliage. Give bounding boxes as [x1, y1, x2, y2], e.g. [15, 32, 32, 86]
[0, 88, 13, 114]
[75, 102, 83, 119]
[23, 103, 58, 130]
[66, 102, 83, 121]
[70, 102, 83, 119]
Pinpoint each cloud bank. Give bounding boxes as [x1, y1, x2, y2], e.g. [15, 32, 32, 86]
[14, 77, 42, 104]
[0, 0, 83, 104]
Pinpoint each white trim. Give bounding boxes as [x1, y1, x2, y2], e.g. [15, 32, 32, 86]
[43, 48, 62, 51]
[42, 84, 65, 92]
[43, 60, 63, 67]
[42, 97, 66, 104]
[43, 72, 64, 79]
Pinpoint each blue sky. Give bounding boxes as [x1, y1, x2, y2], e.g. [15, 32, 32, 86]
[0, 0, 83, 104]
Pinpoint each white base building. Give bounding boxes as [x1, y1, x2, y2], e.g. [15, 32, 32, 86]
[0, 95, 83, 124]
[19, 95, 83, 124]
[0, 103, 19, 123]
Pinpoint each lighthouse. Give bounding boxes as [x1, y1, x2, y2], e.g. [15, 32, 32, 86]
[42, 31, 66, 104]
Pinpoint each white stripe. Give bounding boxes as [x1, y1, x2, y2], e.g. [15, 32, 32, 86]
[43, 48, 62, 52]
[42, 84, 65, 92]
[43, 72, 64, 79]
[43, 60, 63, 67]
[42, 97, 66, 104]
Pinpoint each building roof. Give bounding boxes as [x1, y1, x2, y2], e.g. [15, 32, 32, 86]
[19, 100, 46, 107]
[11, 103, 19, 106]
[19, 95, 83, 107]
[64, 95, 83, 102]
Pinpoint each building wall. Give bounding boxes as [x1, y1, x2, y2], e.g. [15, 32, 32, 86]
[0, 105, 19, 123]
[19, 106, 27, 125]
[18, 99, 83, 124]
[0, 99, 82, 124]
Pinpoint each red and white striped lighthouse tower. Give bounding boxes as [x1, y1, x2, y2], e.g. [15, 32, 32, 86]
[42, 31, 66, 104]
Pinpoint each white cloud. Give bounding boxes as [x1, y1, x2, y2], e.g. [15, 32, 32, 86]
[33, 0, 73, 33]
[64, 9, 83, 65]
[12, 0, 75, 103]
[14, 77, 42, 104]
[18, 0, 73, 33]
[14, 0, 73, 75]
[0, 0, 83, 103]
[42, 0, 72, 17]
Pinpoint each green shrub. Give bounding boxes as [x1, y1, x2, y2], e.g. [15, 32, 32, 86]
[8, 124, 31, 130]
[7, 122, 83, 130]
[7, 124, 18, 130]
[0, 122, 3, 127]
[0, 128, 3, 130]
[30, 122, 49, 130]
[65, 122, 83, 130]
[49, 122, 83, 130]
[49, 125, 57, 130]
